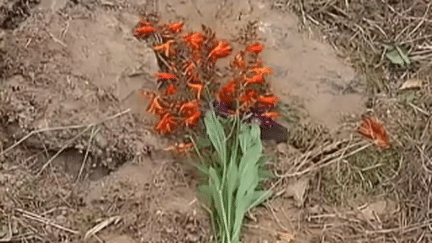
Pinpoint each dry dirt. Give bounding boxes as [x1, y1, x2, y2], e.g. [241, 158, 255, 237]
[0, 0, 377, 242]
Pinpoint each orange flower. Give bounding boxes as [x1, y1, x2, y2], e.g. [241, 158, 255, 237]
[262, 111, 279, 119]
[257, 95, 278, 109]
[246, 42, 263, 54]
[250, 66, 273, 76]
[179, 100, 200, 117]
[134, 25, 157, 38]
[184, 111, 201, 128]
[146, 96, 166, 116]
[187, 81, 204, 100]
[231, 52, 246, 70]
[165, 84, 177, 96]
[184, 32, 205, 50]
[179, 100, 201, 128]
[208, 41, 232, 61]
[154, 40, 175, 57]
[165, 22, 184, 33]
[244, 73, 264, 85]
[240, 89, 258, 103]
[155, 72, 178, 83]
[358, 116, 391, 150]
[218, 79, 238, 105]
[155, 113, 177, 135]
[239, 89, 258, 110]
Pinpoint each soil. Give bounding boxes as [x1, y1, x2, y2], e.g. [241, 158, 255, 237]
[0, 0, 376, 242]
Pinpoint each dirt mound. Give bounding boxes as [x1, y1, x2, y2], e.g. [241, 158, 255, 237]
[0, 0, 380, 242]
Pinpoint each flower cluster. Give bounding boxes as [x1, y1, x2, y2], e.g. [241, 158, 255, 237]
[358, 116, 391, 150]
[217, 42, 279, 121]
[133, 16, 279, 135]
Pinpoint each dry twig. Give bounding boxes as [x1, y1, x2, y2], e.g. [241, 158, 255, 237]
[16, 208, 79, 235]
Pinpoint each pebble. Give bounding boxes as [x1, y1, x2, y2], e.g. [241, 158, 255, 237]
[95, 133, 108, 149]
[276, 142, 288, 154]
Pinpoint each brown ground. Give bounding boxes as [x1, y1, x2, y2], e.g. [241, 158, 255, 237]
[1, 0, 429, 242]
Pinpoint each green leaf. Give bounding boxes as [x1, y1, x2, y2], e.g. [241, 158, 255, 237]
[238, 143, 262, 173]
[247, 190, 273, 211]
[395, 45, 411, 65]
[258, 168, 273, 181]
[236, 167, 259, 203]
[250, 124, 261, 140]
[209, 168, 221, 188]
[232, 197, 248, 242]
[197, 109, 273, 242]
[385, 45, 410, 66]
[238, 123, 250, 154]
[204, 110, 227, 164]
[226, 152, 239, 224]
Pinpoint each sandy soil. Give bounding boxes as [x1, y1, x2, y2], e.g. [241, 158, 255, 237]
[0, 0, 373, 242]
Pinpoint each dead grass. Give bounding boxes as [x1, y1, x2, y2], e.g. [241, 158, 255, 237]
[275, 0, 432, 93]
[323, 146, 401, 207]
[270, 0, 432, 242]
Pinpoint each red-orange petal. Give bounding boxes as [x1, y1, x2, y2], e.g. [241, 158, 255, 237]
[218, 80, 239, 105]
[250, 66, 273, 76]
[184, 111, 201, 128]
[180, 100, 200, 117]
[165, 84, 177, 96]
[358, 116, 391, 150]
[155, 113, 177, 135]
[209, 41, 232, 60]
[155, 72, 177, 81]
[187, 81, 204, 100]
[184, 32, 205, 50]
[134, 26, 157, 38]
[165, 22, 184, 33]
[239, 89, 258, 104]
[244, 73, 264, 85]
[146, 96, 166, 116]
[262, 111, 279, 119]
[246, 42, 263, 54]
[257, 95, 278, 109]
[222, 79, 238, 93]
[153, 40, 175, 57]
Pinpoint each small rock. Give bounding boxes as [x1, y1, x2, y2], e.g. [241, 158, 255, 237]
[55, 215, 67, 224]
[276, 143, 288, 154]
[95, 133, 108, 149]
